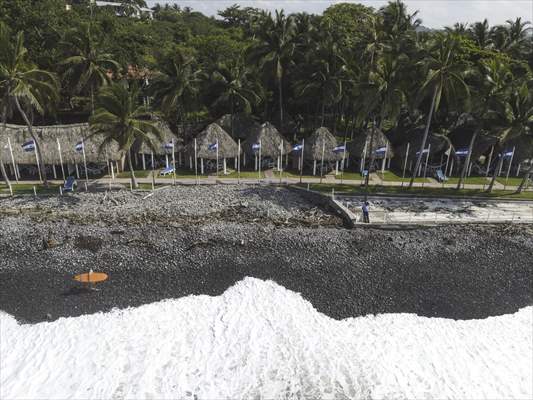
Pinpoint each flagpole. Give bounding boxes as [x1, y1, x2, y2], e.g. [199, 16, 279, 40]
[7, 137, 18, 183]
[279, 140, 283, 184]
[172, 138, 176, 185]
[56, 138, 65, 182]
[486, 145, 494, 177]
[216, 139, 219, 178]
[194, 138, 198, 185]
[422, 144, 431, 188]
[258, 139, 262, 181]
[81, 139, 89, 185]
[505, 146, 516, 188]
[401, 142, 410, 188]
[34, 141, 43, 183]
[300, 138, 304, 184]
[319, 139, 325, 184]
[237, 139, 241, 184]
[151, 150, 155, 188]
[341, 140, 346, 185]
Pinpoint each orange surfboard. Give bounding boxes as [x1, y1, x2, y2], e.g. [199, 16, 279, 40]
[74, 272, 108, 283]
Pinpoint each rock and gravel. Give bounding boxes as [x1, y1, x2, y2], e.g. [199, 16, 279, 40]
[0, 186, 532, 324]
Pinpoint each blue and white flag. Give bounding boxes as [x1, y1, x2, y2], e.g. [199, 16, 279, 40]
[208, 142, 218, 151]
[252, 143, 261, 151]
[455, 148, 469, 156]
[502, 150, 514, 158]
[163, 142, 174, 150]
[375, 146, 387, 154]
[333, 145, 346, 153]
[292, 144, 303, 152]
[75, 141, 84, 153]
[22, 140, 35, 152]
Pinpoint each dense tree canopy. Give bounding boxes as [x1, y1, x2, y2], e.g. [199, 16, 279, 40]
[0, 0, 531, 189]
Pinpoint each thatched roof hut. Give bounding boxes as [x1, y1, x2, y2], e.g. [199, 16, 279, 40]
[448, 124, 499, 160]
[389, 127, 447, 159]
[347, 128, 394, 160]
[0, 123, 122, 165]
[136, 121, 184, 155]
[304, 127, 344, 161]
[242, 122, 291, 158]
[214, 113, 261, 140]
[187, 123, 238, 159]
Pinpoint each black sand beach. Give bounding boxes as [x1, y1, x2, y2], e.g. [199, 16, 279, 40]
[1, 186, 532, 324]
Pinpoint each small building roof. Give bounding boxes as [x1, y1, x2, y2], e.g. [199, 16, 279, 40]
[303, 127, 345, 161]
[187, 123, 239, 159]
[242, 122, 291, 157]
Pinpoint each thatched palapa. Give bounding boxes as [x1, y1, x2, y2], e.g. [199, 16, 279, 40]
[347, 128, 394, 160]
[0, 123, 122, 165]
[188, 123, 238, 159]
[136, 121, 183, 155]
[242, 122, 291, 158]
[214, 113, 261, 140]
[304, 127, 344, 161]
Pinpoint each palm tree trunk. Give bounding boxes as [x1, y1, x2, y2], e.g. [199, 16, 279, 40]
[230, 94, 234, 139]
[456, 129, 478, 190]
[278, 64, 283, 130]
[487, 154, 503, 193]
[321, 101, 325, 127]
[364, 116, 377, 193]
[408, 86, 438, 189]
[127, 150, 138, 189]
[516, 162, 533, 193]
[14, 97, 48, 187]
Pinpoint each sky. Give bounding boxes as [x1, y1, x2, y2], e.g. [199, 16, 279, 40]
[146, 0, 532, 29]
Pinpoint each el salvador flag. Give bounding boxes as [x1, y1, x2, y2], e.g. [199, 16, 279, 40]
[208, 142, 218, 151]
[252, 143, 261, 151]
[375, 146, 387, 154]
[163, 142, 174, 150]
[503, 150, 514, 158]
[292, 144, 303, 152]
[415, 148, 429, 156]
[333, 145, 345, 153]
[75, 141, 84, 153]
[22, 140, 35, 152]
[455, 148, 469, 156]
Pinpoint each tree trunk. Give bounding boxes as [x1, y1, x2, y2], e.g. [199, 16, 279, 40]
[517, 162, 533, 193]
[278, 63, 283, 130]
[456, 130, 478, 190]
[364, 116, 377, 191]
[230, 94, 234, 139]
[487, 154, 503, 193]
[14, 97, 48, 187]
[408, 86, 438, 189]
[320, 101, 325, 127]
[127, 150, 138, 189]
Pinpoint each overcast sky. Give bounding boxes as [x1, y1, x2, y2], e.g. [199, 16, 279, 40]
[146, 0, 532, 29]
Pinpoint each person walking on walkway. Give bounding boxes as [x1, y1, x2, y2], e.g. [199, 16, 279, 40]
[362, 201, 370, 223]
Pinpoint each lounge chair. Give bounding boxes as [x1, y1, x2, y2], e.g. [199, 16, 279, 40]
[435, 169, 447, 182]
[362, 170, 369, 178]
[160, 167, 175, 176]
[64, 176, 77, 192]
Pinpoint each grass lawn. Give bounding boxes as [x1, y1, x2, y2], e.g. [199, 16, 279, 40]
[0, 183, 61, 195]
[496, 177, 528, 187]
[157, 169, 206, 179]
[116, 170, 151, 179]
[298, 183, 533, 200]
[377, 171, 430, 183]
[222, 171, 265, 179]
[336, 172, 364, 181]
[446, 176, 490, 185]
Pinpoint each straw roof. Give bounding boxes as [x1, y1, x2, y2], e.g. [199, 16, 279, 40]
[136, 121, 184, 154]
[0, 123, 122, 165]
[448, 124, 499, 160]
[214, 113, 261, 140]
[187, 123, 239, 159]
[242, 122, 291, 157]
[389, 127, 447, 158]
[347, 128, 394, 160]
[303, 127, 344, 161]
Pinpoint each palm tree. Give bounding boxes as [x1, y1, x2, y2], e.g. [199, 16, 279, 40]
[89, 82, 163, 189]
[249, 10, 296, 129]
[150, 51, 202, 127]
[469, 19, 493, 49]
[505, 18, 532, 57]
[210, 61, 260, 137]
[60, 26, 119, 113]
[455, 58, 512, 189]
[408, 34, 470, 188]
[0, 28, 59, 187]
[487, 81, 533, 192]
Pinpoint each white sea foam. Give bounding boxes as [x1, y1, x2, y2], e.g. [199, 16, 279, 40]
[1, 277, 531, 399]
